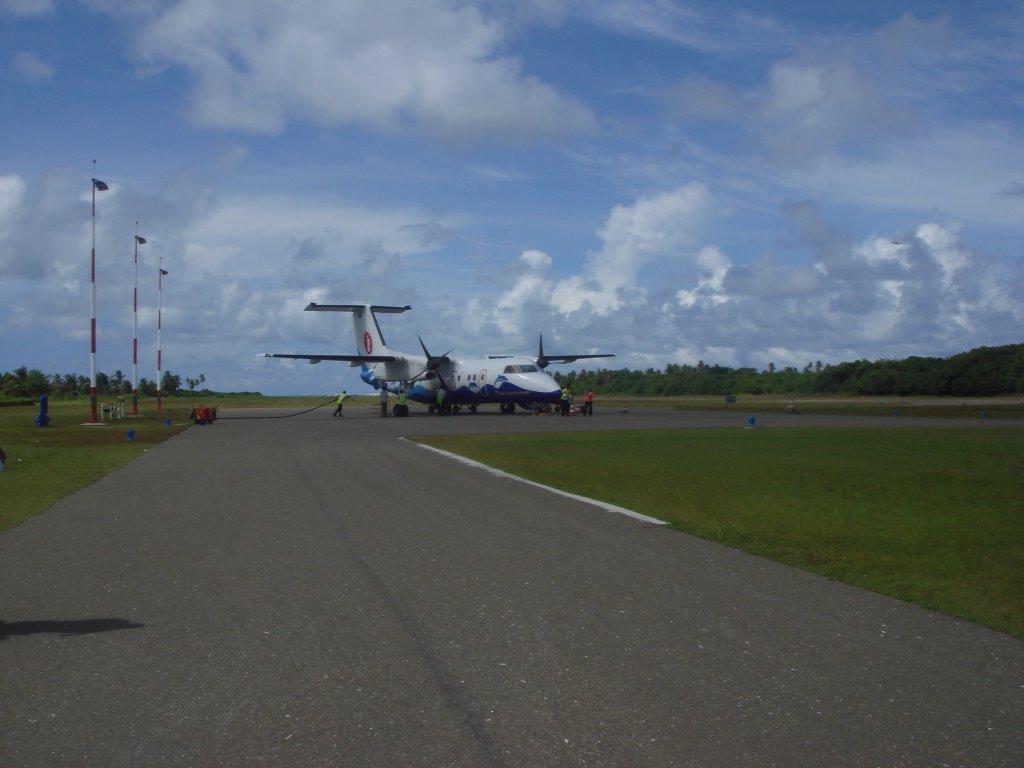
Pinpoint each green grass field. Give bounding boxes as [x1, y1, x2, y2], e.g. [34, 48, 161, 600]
[416, 427, 1024, 638]
[612, 394, 1024, 420]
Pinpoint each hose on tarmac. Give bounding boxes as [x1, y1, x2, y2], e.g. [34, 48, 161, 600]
[213, 399, 338, 420]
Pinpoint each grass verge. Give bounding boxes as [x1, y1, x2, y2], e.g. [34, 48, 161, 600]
[0, 395, 377, 533]
[0, 399, 198, 531]
[415, 427, 1024, 638]
[605, 395, 1024, 420]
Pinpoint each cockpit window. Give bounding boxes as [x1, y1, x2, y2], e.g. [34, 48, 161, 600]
[502, 364, 539, 373]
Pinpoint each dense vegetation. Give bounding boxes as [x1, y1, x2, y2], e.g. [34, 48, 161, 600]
[4, 343, 1022, 402]
[555, 344, 1023, 397]
[0, 368, 205, 402]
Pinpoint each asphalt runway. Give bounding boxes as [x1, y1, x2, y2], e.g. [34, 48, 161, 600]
[2, 406, 1022, 766]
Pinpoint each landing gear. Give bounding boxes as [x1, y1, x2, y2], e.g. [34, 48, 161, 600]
[499, 401, 516, 414]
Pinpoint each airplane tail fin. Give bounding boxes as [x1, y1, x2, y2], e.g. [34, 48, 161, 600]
[304, 303, 410, 357]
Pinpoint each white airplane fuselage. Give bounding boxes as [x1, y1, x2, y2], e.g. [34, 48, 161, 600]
[359, 354, 563, 411]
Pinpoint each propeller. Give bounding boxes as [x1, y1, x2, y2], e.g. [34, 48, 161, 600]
[408, 336, 456, 389]
[419, 335, 454, 371]
[536, 333, 551, 369]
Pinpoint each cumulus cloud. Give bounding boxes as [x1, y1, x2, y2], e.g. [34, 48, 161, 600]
[132, 0, 594, 140]
[675, 246, 730, 307]
[550, 182, 714, 314]
[467, 187, 1021, 374]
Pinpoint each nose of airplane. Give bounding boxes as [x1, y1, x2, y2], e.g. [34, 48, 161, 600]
[521, 371, 562, 398]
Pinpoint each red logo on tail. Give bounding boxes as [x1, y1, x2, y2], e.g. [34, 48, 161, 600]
[364, 332, 373, 354]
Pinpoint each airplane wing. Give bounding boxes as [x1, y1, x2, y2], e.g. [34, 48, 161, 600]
[537, 353, 615, 365]
[533, 334, 614, 368]
[489, 353, 615, 363]
[261, 353, 398, 365]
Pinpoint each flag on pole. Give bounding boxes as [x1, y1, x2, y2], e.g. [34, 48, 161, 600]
[135, 235, 147, 244]
[160, 269, 169, 275]
[92, 178, 109, 191]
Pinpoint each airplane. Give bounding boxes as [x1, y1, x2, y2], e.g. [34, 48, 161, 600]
[263, 303, 613, 415]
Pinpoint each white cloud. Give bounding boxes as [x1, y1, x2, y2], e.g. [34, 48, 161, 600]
[780, 123, 1024, 231]
[12, 51, 53, 80]
[676, 246, 730, 308]
[133, 0, 594, 140]
[0, 0, 53, 15]
[571, 182, 713, 312]
[0, 174, 27, 234]
[519, 248, 551, 272]
[184, 195, 455, 279]
[472, 184, 1021, 376]
[473, 184, 717, 318]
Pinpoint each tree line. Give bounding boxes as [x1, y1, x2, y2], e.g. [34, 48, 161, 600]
[1, 367, 206, 400]
[553, 344, 1024, 398]
[4, 343, 1021, 401]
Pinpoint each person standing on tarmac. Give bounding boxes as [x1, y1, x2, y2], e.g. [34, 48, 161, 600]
[560, 386, 571, 417]
[379, 387, 389, 417]
[333, 390, 348, 417]
[436, 386, 446, 415]
[582, 388, 594, 416]
[397, 387, 408, 416]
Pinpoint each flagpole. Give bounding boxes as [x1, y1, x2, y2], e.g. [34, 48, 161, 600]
[132, 226, 146, 416]
[156, 258, 166, 412]
[88, 161, 109, 425]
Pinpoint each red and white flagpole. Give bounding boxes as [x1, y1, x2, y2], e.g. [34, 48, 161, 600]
[89, 161, 109, 424]
[156, 257, 166, 412]
[132, 226, 146, 416]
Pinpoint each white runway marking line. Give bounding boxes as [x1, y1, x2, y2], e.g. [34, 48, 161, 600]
[404, 438, 667, 526]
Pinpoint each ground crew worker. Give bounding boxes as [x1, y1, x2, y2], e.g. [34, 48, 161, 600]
[333, 390, 348, 417]
[436, 386, 445, 415]
[582, 388, 594, 416]
[397, 388, 408, 416]
[560, 386, 571, 417]
[379, 387, 389, 417]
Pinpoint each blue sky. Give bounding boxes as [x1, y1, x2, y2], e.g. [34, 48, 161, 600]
[1, 0, 1022, 395]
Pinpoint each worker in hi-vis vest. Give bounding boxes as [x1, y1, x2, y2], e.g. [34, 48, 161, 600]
[333, 390, 348, 418]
